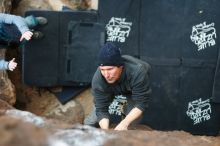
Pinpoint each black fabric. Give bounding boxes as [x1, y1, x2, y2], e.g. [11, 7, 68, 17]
[139, 0, 184, 131]
[23, 10, 99, 86]
[212, 48, 220, 103]
[140, 0, 185, 58]
[140, 63, 181, 130]
[98, 0, 141, 57]
[179, 67, 218, 135]
[179, 0, 220, 135]
[62, 21, 105, 84]
[1, 23, 21, 43]
[139, 0, 220, 135]
[54, 86, 88, 104]
[98, 0, 220, 135]
[23, 11, 60, 86]
[0, 23, 21, 48]
[58, 11, 99, 85]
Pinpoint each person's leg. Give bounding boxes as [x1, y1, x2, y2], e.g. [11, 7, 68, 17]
[84, 105, 99, 127]
[24, 15, 39, 28]
[24, 15, 47, 40]
[25, 15, 47, 28]
[1, 23, 21, 44]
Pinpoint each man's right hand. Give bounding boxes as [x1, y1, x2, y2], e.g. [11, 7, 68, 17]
[20, 31, 33, 41]
[99, 118, 109, 130]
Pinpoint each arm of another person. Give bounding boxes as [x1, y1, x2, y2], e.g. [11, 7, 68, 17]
[0, 13, 33, 41]
[115, 65, 151, 130]
[0, 58, 17, 71]
[0, 59, 9, 70]
[8, 58, 17, 71]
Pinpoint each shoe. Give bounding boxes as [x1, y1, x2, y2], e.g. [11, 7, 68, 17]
[36, 17, 48, 25]
[32, 31, 44, 39]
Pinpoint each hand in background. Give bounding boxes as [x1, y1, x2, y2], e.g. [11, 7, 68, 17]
[8, 58, 17, 71]
[20, 31, 33, 41]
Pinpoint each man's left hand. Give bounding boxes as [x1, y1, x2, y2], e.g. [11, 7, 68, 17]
[114, 107, 143, 131]
[114, 120, 128, 131]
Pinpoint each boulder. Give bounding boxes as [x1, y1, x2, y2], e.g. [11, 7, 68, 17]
[0, 116, 48, 146]
[43, 99, 84, 124]
[1, 108, 220, 146]
[0, 1, 17, 106]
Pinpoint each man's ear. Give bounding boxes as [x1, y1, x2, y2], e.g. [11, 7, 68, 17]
[119, 66, 124, 69]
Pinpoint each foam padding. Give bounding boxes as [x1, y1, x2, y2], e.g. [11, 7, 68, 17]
[98, 0, 141, 57]
[54, 86, 89, 104]
[63, 21, 105, 84]
[23, 10, 99, 86]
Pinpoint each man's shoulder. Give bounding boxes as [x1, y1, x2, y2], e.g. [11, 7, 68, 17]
[91, 69, 110, 93]
[122, 55, 151, 71]
[92, 68, 107, 86]
[92, 68, 102, 81]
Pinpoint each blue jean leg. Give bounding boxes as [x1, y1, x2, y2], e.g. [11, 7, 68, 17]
[84, 105, 98, 126]
[24, 15, 38, 28]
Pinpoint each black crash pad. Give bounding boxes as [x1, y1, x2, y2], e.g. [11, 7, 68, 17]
[23, 10, 104, 87]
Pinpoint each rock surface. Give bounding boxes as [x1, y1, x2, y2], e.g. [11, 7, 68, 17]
[0, 0, 16, 106]
[43, 99, 84, 124]
[0, 109, 220, 146]
[0, 70, 16, 105]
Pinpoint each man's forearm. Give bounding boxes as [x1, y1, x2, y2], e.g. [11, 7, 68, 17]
[99, 118, 110, 129]
[115, 107, 143, 130]
[124, 107, 143, 125]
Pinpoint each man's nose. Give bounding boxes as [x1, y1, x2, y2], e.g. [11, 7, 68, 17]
[103, 70, 110, 78]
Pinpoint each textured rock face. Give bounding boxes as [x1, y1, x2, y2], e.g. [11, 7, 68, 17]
[105, 130, 220, 146]
[0, 116, 48, 146]
[0, 71, 16, 105]
[43, 100, 84, 124]
[0, 0, 13, 12]
[12, 0, 52, 15]
[12, 0, 93, 14]
[0, 109, 220, 146]
[0, 0, 17, 106]
[0, 99, 14, 111]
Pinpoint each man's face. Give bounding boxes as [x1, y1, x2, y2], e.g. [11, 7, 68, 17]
[99, 66, 123, 84]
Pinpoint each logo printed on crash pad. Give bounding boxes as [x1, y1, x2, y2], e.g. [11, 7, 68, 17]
[190, 22, 217, 51]
[186, 98, 211, 125]
[106, 17, 132, 43]
[108, 95, 127, 116]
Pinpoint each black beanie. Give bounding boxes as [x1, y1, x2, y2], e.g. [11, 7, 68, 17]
[98, 42, 124, 66]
